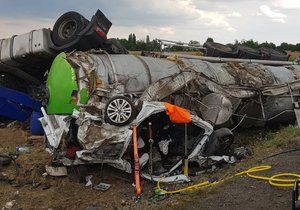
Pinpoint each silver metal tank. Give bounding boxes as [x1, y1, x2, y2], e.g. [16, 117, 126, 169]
[66, 51, 300, 126]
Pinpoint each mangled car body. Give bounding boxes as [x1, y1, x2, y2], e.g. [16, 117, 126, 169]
[40, 50, 300, 179]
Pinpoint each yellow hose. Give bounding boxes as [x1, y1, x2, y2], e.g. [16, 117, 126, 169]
[156, 165, 300, 195]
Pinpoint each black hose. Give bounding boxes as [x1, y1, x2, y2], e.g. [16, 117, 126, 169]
[261, 147, 300, 161]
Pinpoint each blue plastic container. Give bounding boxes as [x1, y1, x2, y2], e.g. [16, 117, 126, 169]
[30, 111, 44, 135]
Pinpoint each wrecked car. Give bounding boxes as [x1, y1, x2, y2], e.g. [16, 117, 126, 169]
[41, 101, 236, 181]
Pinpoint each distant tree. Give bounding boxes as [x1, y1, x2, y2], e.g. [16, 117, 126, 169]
[206, 37, 214, 43]
[277, 42, 296, 51]
[233, 39, 239, 46]
[118, 38, 129, 49]
[132, 33, 137, 45]
[149, 39, 161, 51]
[259, 41, 276, 49]
[240, 39, 259, 49]
[128, 34, 133, 43]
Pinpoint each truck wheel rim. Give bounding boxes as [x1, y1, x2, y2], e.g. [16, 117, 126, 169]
[58, 20, 78, 40]
[107, 98, 132, 124]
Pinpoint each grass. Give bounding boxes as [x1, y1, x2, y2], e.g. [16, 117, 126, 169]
[255, 125, 300, 149]
[288, 51, 300, 61]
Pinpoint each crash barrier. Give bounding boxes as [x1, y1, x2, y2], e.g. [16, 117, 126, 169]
[155, 165, 300, 195]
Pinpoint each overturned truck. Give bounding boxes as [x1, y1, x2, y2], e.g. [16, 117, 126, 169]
[41, 51, 300, 180]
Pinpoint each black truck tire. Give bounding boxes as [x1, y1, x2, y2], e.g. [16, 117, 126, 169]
[204, 42, 238, 58]
[237, 45, 261, 60]
[0, 73, 24, 91]
[52, 11, 89, 46]
[260, 47, 289, 61]
[204, 128, 234, 156]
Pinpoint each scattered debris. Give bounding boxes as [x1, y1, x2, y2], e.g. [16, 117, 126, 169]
[85, 203, 101, 210]
[41, 183, 51, 190]
[11, 191, 19, 200]
[45, 165, 67, 177]
[85, 175, 93, 187]
[3, 200, 16, 210]
[0, 154, 12, 166]
[6, 121, 20, 129]
[15, 146, 30, 153]
[234, 146, 253, 160]
[93, 182, 111, 191]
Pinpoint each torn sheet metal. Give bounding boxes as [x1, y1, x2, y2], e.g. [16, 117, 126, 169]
[140, 71, 197, 102]
[199, 93, 233, 125]
[141, 174, 190, 183]
[193, 155, 236, 166]
[45, 165, 68, 177]
[262, 80, 300, 96]
[40, 108, 70, 149]
[135, 101, 213, 135]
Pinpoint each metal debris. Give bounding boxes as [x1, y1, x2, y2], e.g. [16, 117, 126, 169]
[93, 182, 111, 191]
[45, 165, 68, 177]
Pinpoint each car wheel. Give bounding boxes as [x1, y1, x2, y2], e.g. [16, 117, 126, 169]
[104, 96, 136, 126]
[51, 11, 89, 46]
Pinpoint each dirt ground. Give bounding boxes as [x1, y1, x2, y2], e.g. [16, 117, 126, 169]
[0, 125, 299, 210]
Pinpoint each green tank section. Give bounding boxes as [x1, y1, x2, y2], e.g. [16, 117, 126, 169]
[46, 52, 78, 114]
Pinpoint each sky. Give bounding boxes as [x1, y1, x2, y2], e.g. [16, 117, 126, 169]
[0, 0, 299, 45]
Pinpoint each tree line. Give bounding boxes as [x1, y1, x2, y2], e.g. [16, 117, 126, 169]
[230, 39, 300, 52]
[116, 33, 300, 52]
[117, 33, 161, 51]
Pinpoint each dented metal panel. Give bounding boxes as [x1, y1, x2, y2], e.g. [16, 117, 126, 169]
[66, 51, 300, 92]
[0, 29, 54, 66]
[182, 59, 236, 85]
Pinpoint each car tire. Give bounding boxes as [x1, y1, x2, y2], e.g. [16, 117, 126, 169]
[204, 128, 234, 156]
[237, 45, 261, 59]
[51, 11, 89, 46]
[204, 42, 238, 58]
[104, 96, 137, 126]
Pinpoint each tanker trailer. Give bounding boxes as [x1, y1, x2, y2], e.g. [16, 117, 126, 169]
[45, 51, 300, 128]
